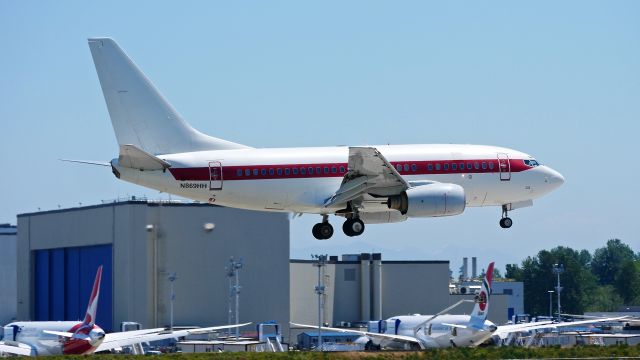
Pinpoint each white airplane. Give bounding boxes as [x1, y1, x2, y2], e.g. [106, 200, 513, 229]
[293, 262, 498, 349]
[85, 38, 564, 240]
[292, 262, 628, 350]
[0, 266, 248, 356]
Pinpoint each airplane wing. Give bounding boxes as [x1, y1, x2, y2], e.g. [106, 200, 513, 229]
[324, 147, 409, 208]
[94, 323, 250, 353]
[0, 341, 35, 356]
[290, 322, 425, 349]
[494, 316, 628, 339]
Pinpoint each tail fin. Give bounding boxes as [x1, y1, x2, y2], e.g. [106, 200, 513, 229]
[87, 38, 250, 155]
[468, 262, 494, 329]
[83, 265, 103, 325]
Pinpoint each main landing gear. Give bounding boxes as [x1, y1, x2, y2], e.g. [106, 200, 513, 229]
[312, 215, 334, 240]
[500, 205, 513, 229]
[312, 215, 366, 240]
[343, 218, 365, 237]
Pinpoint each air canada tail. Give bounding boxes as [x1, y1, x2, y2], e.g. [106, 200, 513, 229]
[83, 266, 103, 325]
[88, 38, 250, 155]
[468, 262, 494, 329]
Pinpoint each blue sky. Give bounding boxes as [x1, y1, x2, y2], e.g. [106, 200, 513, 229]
[1, 1, 638, 273]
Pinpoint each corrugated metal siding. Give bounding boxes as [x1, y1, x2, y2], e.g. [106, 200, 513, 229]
[34, 244, 113, 331]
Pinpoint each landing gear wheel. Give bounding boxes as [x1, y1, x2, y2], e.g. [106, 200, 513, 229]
[343, 218, 365, 237]
[312, 222, 334, 240]
[499, 217, 513, 228]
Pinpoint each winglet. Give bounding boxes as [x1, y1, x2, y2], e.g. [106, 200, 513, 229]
[83, 266, 103, 325]
[469, 262, 494, 329]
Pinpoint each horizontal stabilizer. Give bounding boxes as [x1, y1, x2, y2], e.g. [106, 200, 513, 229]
[119, 144, 171, 171]
[59, 159, 111, 167]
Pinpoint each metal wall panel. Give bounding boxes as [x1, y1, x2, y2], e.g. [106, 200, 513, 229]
[65, 248, 80, 322]
[50, 249, 65, 320]
[34, 250, 49, 321]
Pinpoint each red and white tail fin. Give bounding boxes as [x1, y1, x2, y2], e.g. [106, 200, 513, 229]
[469, 262, 494, 329]
[83, 266, 103, 325]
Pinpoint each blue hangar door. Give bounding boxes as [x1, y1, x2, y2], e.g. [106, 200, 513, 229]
[34, 244, 113, 331]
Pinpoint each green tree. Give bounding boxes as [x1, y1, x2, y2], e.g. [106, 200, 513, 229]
[591, 239, 636, 285]
[505, 264, 523, 280]
[521, 246, 599, 316]
[615, 260, 640, 304]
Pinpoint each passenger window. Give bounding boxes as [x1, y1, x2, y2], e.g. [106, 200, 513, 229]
[340, 166, 345, 173]
[452, 163, 457, 170]
[467, 163, 472, 170]
[489, 162, 494, 170]
[277, 168, 283, 176]
[261, 169, 267, 176]
[253, 169, 258, 176]
[317, 167, 322, 174]
[428, 164, 433, 171]
[435, 163, 441, 171]
[285, 168, 290, 176]
[396, 164, 402, 171]
[459, 162, 464, 170]
[269, 168, 274, 176]
[324, 167, 329, 174]
[474, 162, 480, 170]
[482, 162, 487, 170]
[237, 169, 243, 176]
[245, 169, 251, 176]
[331, 166, 337, 173]
[292, 168, 299, 175]
[444, 163, 449, 170]
[308, 167, 314, 175]
[301, 167, 306, 175]
[411, 164, 417, 172]
[404, 164, 409, 172]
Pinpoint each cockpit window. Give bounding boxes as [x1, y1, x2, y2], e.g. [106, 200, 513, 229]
[524, 159, 540, 167]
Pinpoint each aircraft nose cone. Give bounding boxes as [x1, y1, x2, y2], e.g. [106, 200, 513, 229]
[544, 167, 565, 189]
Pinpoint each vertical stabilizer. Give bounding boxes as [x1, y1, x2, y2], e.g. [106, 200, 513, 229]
[83, 266, 103, 325]
[468, 262, 494, 329]
[88, 38, 250, 155]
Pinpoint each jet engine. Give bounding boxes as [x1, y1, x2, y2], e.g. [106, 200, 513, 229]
[387, 183, 466, 217]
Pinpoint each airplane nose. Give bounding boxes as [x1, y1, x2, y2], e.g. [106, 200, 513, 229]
[544, 167, 565, 189]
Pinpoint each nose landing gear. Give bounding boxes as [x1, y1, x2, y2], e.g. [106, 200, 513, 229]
[312, 215, 334, 240]
[500, 205, 513, 228]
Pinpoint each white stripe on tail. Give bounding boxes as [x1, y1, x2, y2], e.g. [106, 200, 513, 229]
[83, 266, 103, 325]
[468, 262, 494, 329]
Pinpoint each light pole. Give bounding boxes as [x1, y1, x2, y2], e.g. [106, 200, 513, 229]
[225, 257, 243, 339]
[553, 264, 564, 323]
[547, 290, 554, 319]
[312, 254, 327, 351]
[168, 272, 178, 331]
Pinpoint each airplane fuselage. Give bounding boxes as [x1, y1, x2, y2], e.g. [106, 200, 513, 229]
[375, 314, 496, 348]
[113, 143, 564, 218]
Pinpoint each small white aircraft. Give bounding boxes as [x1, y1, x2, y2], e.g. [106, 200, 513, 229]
[85, 38, 564, 239]
[0, 266, 248, 356]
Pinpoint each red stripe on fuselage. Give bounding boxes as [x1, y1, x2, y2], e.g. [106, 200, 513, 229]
[169, 159, 532, 181]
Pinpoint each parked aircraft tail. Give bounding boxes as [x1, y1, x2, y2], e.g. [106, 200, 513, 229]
[88, 38, 250, 155]
[83, 266, 103, 325]
[468, 262, 494, 329]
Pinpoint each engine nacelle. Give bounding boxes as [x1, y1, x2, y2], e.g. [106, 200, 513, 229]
[387, 183, 466, 217]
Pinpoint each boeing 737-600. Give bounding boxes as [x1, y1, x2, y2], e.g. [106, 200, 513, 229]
[84, 38, 564, 240]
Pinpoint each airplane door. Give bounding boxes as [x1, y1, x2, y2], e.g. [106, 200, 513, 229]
[497, 153, 511, 181]
[208, 161, 223, 190]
